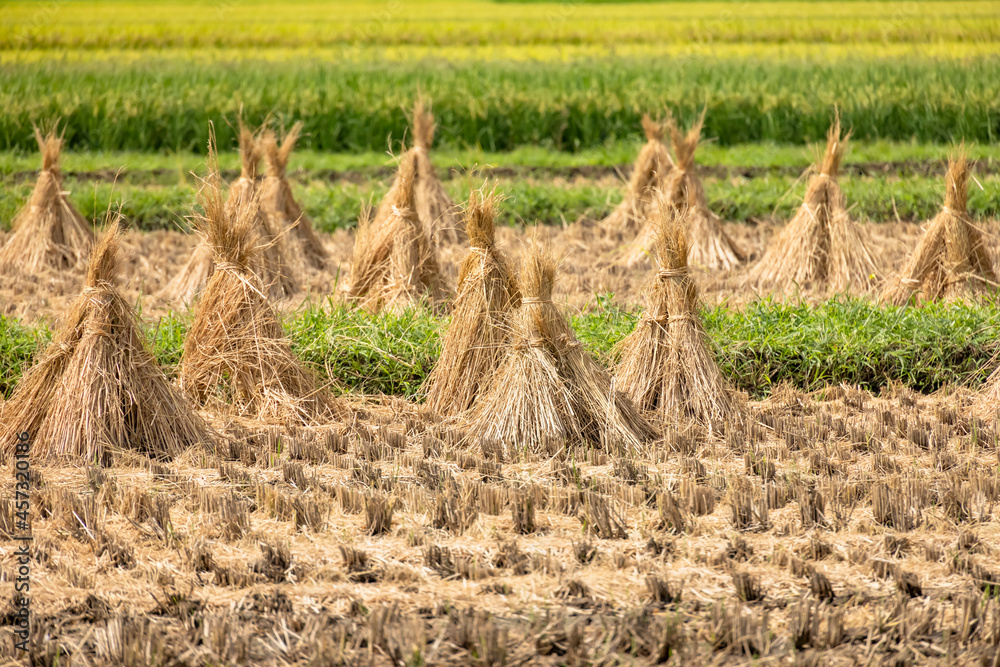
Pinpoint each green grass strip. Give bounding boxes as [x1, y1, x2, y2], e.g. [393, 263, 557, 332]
[3, 298, 998, 401]
[3, 172, 999, 232]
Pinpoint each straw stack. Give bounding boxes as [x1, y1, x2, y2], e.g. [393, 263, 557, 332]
[881, 151, 997, 305]
[627, 110, 743, 271]
[260, 122, 328, 270]
[374, 99, 463, 245]
[615, 199, 745, 432]
[0, 127, 94, 272]
[343, 152, 444, 313]
[423, 184, 520, 415]
[468, 240, 656, 453]
[179, 135, 340, 425]
[161, 122, 299, 306]
[600, 115, 673, 237]
[0, 216, 211, 464]
[744, 118, 880, 294]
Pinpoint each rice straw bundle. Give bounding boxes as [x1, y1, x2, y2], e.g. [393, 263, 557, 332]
[744, 118, 880, 294]
[343, 152, 443, 313]
[0, 216, 212, 464]
[615, 200, 744, 433]
[179, 137, 340, 426]
[600, 115, 673, 237]
[423, 183, 520, 415]
[627, 110, 744, 271]
[260, 122, 328, 270]
[160, 122, 299, 306]
[881, 151, 997, 305]
[375, 99, 463, 245]
[0, 127, 94, 272]
[468, 241, 656, 453]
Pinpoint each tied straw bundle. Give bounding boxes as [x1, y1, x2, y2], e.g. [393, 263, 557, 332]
[1, 215, 212, 464]
[744, 117, 880, 294]
[881, 150, 997, 305]
[161, 121, 299, 306]
[468, 240, 656, 454]
[0, 126, 94, 273]
[259, 122, 329, 270]
[616, 199, 745, 433]
[627, 109, 744, 271]
[600, 114, 673, 238]
[344, 151, 444, 313]
[179, 130, 341, 426]
[373, 98, 464, 245]
[423, 183, 521, 415]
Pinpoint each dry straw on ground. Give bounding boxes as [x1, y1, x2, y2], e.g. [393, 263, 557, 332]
[616, 200, 745, 433]
[881, 151, 997, 305]
[161, 122, 299, 306]
[0, 127, 94, 273]
[260, 122, 328, 270]
[627, 110, 744, 271]
[375, 99, 464, 245]
[179, 137, 340, 426]
[600, 114, 673, 237]
[468, 240, 655, 453]
[343, 152, 444, 313]
[423, 183, 521, 416]
[0, 216, 211, 464]
[744, 118, 880, 294]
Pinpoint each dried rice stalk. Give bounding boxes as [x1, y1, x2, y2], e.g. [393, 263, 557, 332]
[881, 151, 997, 305]
[615, 199, 745, 433]
[0, 215, 212, 464]
[160, 122, 299, 306]
[260, 122, 328, 270]
[179, 135, 341, 426]
[375, 98, 463, 245]
[423, 183, 520, 415]
[600, 114, 673, 237]
[343, 152, 444, 313]
[469, 240, 655, 453]
[744, 117, 880, 294]
[627, 109, 744, 271]
[0, 127, 94, 272]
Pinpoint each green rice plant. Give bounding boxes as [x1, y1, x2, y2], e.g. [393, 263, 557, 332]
[285, 299, 443, 397]
[2, 59, 998, 153]
[0, 315, 48, 399]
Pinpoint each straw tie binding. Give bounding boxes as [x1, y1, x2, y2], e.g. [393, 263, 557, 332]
[641, 312, 670, 324]
[657, 269, 688, 279]
[520, 297, 552, 305]
[214, 262, 244, 274]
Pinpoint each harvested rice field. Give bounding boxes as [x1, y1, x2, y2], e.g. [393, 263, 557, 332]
[2, 1, 1000, 665]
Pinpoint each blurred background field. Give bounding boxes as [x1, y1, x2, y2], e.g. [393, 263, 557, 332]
[2, 0, 998, 234]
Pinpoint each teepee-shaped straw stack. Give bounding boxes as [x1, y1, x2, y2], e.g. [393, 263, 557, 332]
[0, 216, 212, 464]
[376, 99, 463, 245]
[881, 151, 996, 305]
[627, 110, 743, 271]
[468, 241, 656, 453]
[179, 135, 340, 426]
[161, 122, 299, 306]
[745, 118, 879, 294]
[260, 122, 328, 270]
[600, 115, 673, 237]
[0, 128, 94, 272]
[423, 184, 521, 416]
[615, 200, 744, 433]
[343, 152, 443, 313]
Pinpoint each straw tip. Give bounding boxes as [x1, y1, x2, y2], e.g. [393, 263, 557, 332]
[86, 214, 124, 286]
